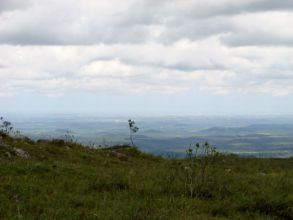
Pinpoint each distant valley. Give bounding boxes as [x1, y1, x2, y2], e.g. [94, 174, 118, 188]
[8, 115, 293, 158]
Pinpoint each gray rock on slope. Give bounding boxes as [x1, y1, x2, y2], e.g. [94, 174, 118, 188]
[13, 147, 30, 159]
[0, 138, 31, 159]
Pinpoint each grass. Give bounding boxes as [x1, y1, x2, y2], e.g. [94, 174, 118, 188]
[0, 135, 293, 219]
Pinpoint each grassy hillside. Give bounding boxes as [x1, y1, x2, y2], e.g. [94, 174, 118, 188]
[0, 135, 292, 220]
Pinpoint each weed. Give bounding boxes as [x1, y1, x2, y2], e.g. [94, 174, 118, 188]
[184, 142, 218, 198]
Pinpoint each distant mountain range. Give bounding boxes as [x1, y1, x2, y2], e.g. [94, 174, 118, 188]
[7, 115, 293, 158]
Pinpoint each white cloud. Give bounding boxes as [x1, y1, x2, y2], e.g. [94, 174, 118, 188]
[80, 59, 136, 78]
[221, 12, 293, 47]
[0, 0, 293, 98]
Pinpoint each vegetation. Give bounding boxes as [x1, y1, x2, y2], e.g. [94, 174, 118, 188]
[0, 131, 292, 219]
[128, 119, 139, 146]
[11, 116, 293, 157]
[185, 142, 218, 198]
[0, 116, 14, 136]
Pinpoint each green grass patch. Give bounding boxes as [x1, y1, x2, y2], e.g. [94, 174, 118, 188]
[0, 136, 292, 219]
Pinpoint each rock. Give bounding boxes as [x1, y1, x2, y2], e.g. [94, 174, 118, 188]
[13, 147, 30, 159]
[0, 140, 30, 159]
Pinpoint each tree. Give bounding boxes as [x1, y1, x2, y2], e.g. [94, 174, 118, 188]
[0, 116, 13, 136]
[128, 119, 139, 146]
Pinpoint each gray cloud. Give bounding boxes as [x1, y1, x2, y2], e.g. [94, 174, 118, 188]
[245, 0, 293, 13]
[221, 34, 293, 47]
[0, 0, 292, 46]
[0, 0, 32, 13]
[1, 0, 293, 98]
[219, 11, 293, 47]
[197, 0, 293, 17]
[121, 0, 293, 24]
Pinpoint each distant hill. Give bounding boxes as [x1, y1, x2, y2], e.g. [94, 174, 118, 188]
[196, 124, 293, 136]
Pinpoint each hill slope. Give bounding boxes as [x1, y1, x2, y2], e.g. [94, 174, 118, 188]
[0, 135, 293, 220]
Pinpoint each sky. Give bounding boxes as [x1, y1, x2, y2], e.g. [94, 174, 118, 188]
[0, 0, 293, 116]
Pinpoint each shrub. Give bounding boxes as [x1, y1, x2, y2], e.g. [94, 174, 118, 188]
[184, 142, 218, 198]
[0, 116, 13, 137]
[63, 130, 77, 144]
[51, 139, 65, 146]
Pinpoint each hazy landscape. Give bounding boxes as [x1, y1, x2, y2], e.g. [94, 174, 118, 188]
[8, 114, 293, 158]
[1, 0, 293, 219]
[1, 128, 293, 219]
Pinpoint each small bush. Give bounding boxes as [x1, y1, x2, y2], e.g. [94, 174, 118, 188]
[184, 142, 219, 198]
[0, 116, 13, 137]
[51, 139, 65, 146]
[239, 198, 293, 219]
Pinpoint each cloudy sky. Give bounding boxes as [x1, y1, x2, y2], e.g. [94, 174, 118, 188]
[0, 0, 293, 116]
